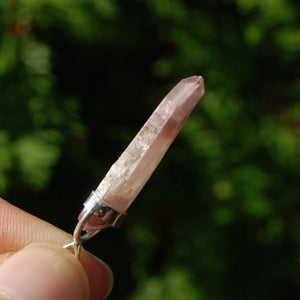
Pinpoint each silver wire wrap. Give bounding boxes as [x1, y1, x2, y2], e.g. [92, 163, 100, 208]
[63, 191, 126, 258]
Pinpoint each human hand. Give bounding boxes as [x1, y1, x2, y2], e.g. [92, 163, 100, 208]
[0, 198, 113, 300]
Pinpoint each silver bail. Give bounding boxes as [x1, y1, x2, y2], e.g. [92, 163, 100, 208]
[82, 191, 126, 229]
[64, 191, 126, 259]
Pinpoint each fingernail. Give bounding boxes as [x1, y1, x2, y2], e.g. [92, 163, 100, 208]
[0, 243, 89, 300]
[0, 290, 13, 300]
[0, 253, 15, 267]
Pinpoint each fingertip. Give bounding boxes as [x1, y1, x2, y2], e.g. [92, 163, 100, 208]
[80, 249, 114, 299]
[0, 243, 90, 300]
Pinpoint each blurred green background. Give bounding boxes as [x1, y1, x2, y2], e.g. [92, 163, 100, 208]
[1, 0, 300, 299]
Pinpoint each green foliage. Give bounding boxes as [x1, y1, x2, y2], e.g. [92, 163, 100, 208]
[131, 267, 203, 300]
[0, 0, 300, 299]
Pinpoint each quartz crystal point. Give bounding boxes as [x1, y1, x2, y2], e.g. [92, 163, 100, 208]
[81, 76, 205, 232]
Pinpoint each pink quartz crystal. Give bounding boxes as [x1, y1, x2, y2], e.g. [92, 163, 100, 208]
[81, 76, 205, 232]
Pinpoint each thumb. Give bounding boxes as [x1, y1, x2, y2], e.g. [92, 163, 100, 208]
[0, 243, 90, 300]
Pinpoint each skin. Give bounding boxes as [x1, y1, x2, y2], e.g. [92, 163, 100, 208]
[0, 198, 113, 300]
